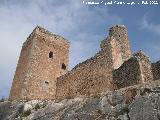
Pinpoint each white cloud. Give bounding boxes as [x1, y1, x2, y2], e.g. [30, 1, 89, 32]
[0, 0, 122, 98]
[139, 13, 160, 62]
[141, 14, 160, 36]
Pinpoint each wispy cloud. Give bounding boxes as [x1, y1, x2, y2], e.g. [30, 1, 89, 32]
[141, 14, 160, 36]
[0, 0, 122, 98]
[139, 13, 160, 62]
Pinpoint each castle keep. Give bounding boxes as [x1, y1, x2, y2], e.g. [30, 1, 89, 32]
[9, 26, 69, 100]
[9, 25, 160, 101]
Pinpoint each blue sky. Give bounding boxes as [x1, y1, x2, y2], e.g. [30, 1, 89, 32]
[0, 0, 160, 98]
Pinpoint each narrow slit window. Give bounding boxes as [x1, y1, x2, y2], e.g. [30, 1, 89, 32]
[62, 63, 66, 70]
[49, 51, 53, 58]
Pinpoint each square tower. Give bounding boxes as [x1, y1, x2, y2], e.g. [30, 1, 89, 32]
[100, 25, 132, 69]
[109, 25, 132, 62]
[9, 26, 70, 100]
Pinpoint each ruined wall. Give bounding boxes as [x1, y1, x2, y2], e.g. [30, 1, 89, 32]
[113, 57, 141, 89]
[56, 37, 122, 100]
[113, 51, 153, 89]
[56, 53, 113, 99]
[152, 60, 160, 80]
[9, 26, 69, 100]
[134, 51, 153, 83]
[10, 24, 138, 101]
[56, 25, 133, 100]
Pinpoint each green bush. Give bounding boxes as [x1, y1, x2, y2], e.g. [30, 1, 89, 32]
[21, 109, 31, 117]
[0, 97, 5, 102]
[18, 105, 24, 114]
[35, 104, 40, 111]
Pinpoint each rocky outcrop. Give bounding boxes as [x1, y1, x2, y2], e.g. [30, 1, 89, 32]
[2, 80, 160, 120]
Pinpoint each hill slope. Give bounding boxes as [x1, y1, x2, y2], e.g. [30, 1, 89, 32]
[1, 81, 160, 120]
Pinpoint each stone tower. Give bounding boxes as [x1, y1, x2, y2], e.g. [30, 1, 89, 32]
[9, 26, 70, 100]
[109, 25, 132, 62]
[100, 25, 132, 69]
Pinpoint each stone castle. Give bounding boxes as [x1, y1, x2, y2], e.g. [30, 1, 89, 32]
[9, 25, 160, 101]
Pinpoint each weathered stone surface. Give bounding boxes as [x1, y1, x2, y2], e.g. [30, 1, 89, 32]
[129, 96, 158, 120]
[56, 25, 132, 100]
[109, 25, 132, 62]
[152, 60, 160, 80]
[9, 24, 160, 103]
[134, 50, 153, 83]
[2, 81, 160, 120]
[9, 26, 70, 101]
[113, 57, 141, 89]
[9, 24, 134, 101]
[113, 50, 153, 89]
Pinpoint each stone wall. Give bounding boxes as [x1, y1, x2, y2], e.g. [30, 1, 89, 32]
[11, 24, 151, 101]
[56, 36, 125, 100]
[9, 26, 70, 100]
[56, 25, 133, 100]
[56, 38, 112, 100]
[113, 57, 141, 89]
[134, 51, 153, 83]
[113, 51, 153, 89]
[152, 60, 160, 80]
[9, 34, 34, 100]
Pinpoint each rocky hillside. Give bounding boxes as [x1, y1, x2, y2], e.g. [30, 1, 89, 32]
[1, 81, 160, 120]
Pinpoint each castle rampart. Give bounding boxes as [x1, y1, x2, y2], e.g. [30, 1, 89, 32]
[56, 37, 114, 99]
[113, 51, 153, 89]
[56, 29, 131, 99]
[9, 25, 160, 101]
[152, 60, 160, 80]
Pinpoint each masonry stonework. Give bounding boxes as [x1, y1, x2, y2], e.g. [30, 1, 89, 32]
[152, 60, 160, 80]
[134, 51, 153, 83]
[113, 57, 141, 89]
[56, 38, 114, 99]
[9, 26, 69, 100]
[9, 36, 33, 100]
[109, 25, 132, 62]
[9, 25, 159, 101]
[55, 25, 133, 99]
[113, 51, 153, 89]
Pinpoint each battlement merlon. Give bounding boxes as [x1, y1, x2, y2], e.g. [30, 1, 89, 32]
[23, 26, 70, 48]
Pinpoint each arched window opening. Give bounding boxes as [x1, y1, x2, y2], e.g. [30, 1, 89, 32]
[62, 63, 66, 70]
[49, 51, 53, 58]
